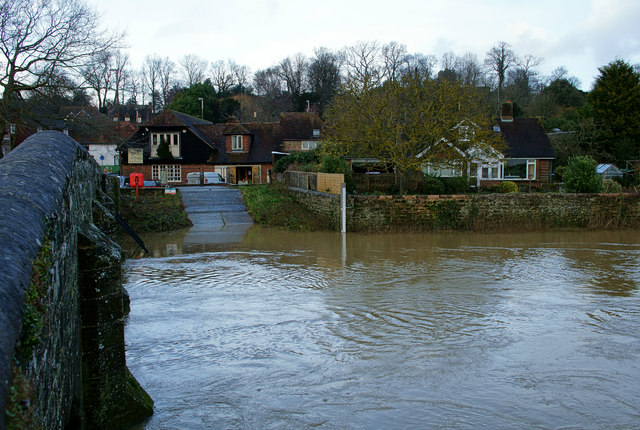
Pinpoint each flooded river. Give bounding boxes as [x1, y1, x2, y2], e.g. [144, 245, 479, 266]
[123, 228, 640, 429]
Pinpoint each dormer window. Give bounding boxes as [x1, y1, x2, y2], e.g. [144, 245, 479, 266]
[232, 135, 243, 151]
[459, 125, 473, 142]
[312, 129, 320, 137]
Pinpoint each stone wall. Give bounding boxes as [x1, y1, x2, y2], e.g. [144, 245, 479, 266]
[288, 187, 640, 232]
[0, 131, 152, 429]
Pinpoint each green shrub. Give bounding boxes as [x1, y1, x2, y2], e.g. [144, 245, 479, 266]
[499, 181, 519, 193]
[422, 175, 445, 194]
[273, 150, 320, 173]
[442, 176, 469, 194]
[320, 155, 355, 193]
[563, 155, 603, 193]
[603, 179, 623, 193]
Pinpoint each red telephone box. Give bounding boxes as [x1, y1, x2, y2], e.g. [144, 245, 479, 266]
[130, 173, 144, 187]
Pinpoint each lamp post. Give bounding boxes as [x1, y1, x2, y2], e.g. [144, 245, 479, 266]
[198, 97, 203, 119]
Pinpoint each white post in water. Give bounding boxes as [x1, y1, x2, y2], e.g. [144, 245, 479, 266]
[340, 182, 347, 233]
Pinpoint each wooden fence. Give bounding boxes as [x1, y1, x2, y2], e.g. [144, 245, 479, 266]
[352, 172, 423, 194]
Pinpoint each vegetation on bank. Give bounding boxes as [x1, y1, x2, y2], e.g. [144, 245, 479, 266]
[241, 183, 330, 231]
[119, 191, 192, 232]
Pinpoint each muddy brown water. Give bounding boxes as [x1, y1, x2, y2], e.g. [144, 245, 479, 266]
[122, 227, 640, 429]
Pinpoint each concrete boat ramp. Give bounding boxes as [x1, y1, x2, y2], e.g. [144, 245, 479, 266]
[177, 186, 253, 245]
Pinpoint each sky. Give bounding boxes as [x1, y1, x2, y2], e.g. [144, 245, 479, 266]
[87, 0, 640, 91]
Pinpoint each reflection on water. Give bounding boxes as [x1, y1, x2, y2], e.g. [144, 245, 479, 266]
[124, 228, 640, 429]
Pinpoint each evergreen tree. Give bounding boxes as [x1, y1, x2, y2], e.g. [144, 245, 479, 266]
[156, 136, 173, 159]
[588, 59, 640, 164]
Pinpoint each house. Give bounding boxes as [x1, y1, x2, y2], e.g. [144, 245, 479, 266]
[596, 163, 623, 180]
[474, 117, 555, 187]
[119, 110, 322, 185]
[62, 107, 138, 173]
[280, 112, 323, 152]
[3, 106, 138, 173]
[422, 114, 555, 188]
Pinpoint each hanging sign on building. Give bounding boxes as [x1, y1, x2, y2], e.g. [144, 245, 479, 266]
[128, 148, 143, 164]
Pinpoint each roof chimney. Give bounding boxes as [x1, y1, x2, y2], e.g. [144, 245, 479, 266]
[500, 101, 514, 122]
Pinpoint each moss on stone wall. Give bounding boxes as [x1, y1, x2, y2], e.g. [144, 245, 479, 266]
[287, 189, 640, 232]
[4, 363, 35, 430]
[5, 238, 53, 428]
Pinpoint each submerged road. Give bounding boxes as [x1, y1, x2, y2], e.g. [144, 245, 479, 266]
[178, 186, 253, 227]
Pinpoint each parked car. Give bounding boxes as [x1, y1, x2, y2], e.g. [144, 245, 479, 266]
[186, 172, 226, 185]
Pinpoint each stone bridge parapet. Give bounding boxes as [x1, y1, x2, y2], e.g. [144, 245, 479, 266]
[0, 131, 152, 429]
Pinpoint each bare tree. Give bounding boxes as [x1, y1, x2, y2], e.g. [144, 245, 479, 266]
[341, 41, 382, 91]
[277, 53, 307, 106]
[504, 54, 543, 106]
[158, 57, 176, 107]
[210, 60, 235, 95]
[0, 0, 122, 138]
[82, 51, 114, 110]
[142, 55, 162, 112]
[254, 67, 289, 119]
[111, 50, 129, 105]
[229, 61, 250, 93]
[456, 52, 484, 87]
[484, 41, 518, 107]
[381, 41, 408, 82]
[180, 54, 208, 86]
[440, 51, 459, 72]
[308, 47, 341, 110]
[402, 53, 438, 80]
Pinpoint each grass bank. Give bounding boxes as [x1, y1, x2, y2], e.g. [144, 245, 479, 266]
[241, 184, 330, 231]
[119, 190, 192, 232]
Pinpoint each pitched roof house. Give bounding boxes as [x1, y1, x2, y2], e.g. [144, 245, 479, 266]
[119, 110, 322, 185]
[424, 116, 555, 188]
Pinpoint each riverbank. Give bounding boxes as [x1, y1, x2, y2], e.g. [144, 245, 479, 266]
[119, 189, 192, 232]
[240, 184, 330, 231]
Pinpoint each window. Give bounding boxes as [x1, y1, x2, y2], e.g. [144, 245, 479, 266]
[232, 135, 243, 151]
[152, 165, 182, 182]
[426, 162, 462, 177]
[480, 163, 503, 180]
[504, 159, 536, 180]
[458, 125, 473, 142]
[301, 141, 319, 150]
[150, 132, 180, 158]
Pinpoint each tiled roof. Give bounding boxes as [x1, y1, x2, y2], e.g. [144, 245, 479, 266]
[498, 118, 555, 159]
[280, 112, 322, 139]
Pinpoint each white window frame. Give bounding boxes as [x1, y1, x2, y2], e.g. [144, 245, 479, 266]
[458, 125, 474, 142]
[232, 135, 243, 151]
[301, 140, 319, 150]
[480, 163, 503, 180]
[150, 132, 180, 158]
[424, 161, 462, 177]
[503, 159, 537, 181]
[152, 165, 182, 183]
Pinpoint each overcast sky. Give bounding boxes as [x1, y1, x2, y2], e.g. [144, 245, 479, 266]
[88, 0, 640, 91]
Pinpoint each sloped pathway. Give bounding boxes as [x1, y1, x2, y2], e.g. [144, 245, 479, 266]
[178, 186, 253, 227]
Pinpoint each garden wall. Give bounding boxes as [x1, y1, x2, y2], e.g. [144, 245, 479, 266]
[288, 188, 640, 232]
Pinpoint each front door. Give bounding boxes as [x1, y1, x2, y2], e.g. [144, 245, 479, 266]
[236, 166, 251, 185]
